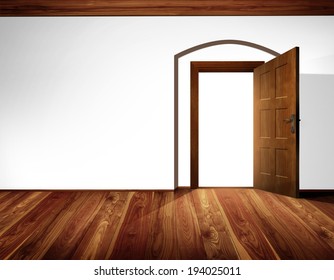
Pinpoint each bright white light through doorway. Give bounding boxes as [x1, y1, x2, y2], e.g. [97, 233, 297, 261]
[199, 72, 253, 187]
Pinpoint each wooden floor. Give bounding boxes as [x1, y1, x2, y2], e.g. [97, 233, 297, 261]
[0, 188, 333, 260]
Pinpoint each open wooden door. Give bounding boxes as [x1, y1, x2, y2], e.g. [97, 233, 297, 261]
[254, 47, 299, 197]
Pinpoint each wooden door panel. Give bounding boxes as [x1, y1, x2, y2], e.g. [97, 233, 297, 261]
[275, 148, 289, 178]
[260, 71, 271, 100]
[260, 147, 271, 175]
[275, 64, 290, 98]
[275, 108, 290, 139]
[254, 47, 299, 197]
[260, 109, 272, 138]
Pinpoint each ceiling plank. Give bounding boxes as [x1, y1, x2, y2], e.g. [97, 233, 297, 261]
[1, 0, 334, 16]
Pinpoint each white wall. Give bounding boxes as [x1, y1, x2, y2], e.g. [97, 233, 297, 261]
[300, 74, 334, 189]
[0, 16, 333, 189]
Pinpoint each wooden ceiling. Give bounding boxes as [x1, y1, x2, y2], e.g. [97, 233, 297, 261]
[1, 0, 334, 16]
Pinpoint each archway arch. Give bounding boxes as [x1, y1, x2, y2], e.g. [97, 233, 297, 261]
[174, 40, 280, 189]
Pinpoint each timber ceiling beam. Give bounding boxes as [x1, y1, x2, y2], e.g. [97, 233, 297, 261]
[1, 0, 334, 16]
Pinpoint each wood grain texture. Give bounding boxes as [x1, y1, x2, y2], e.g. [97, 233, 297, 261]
[10, 191, 91, 259]
[190, 63, 199, 188]
[174, 190, 207, 259]
[0, 191, 11, 200]
[250, 189, 334, 259]
[191, 61, 264, 73]
[0, 192, 72, 259]
[277, 195, 334, 251]
[237, 189, 301, 259]
[214, 189, 279, 259]
[253, 47, 299, 197]
[72, 192, 130, 260]
[1, 1, 334, 16]
[145, 191, 178, 259]
[0, 192, 51, 237]
[191, 189, 238, 259]
[0, 189, 333, 260]
[307, 197, 334, 219]
[0, 191, 32, 212]
[110, 192, 154, 259]
[42, 191, 107, 260]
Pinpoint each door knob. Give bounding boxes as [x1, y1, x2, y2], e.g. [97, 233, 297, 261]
[284, 114, 295, 134]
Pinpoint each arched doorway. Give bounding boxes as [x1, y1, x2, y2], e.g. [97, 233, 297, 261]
[174, 39, 280, 189]
[174, 41, 299, 197]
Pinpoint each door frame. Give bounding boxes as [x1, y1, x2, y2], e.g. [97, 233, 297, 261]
[190, 61, 264, 188]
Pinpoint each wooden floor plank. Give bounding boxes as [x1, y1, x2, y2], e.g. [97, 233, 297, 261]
[0, 192, 51, 237]
[71, 192, 130, 260]
[308, 195, 334, 204]
[0, 189, 333, 260]
[0, 191, 12, 200]
[214, 189, 279, 259]
[238, 189, 315, 259]
[0, 192, 72, 259]
[276, 195, 334, 251]
[256, 190, 334, 259]
[42, 191, 107, 260]
[0, 191, 31, 212]
[191, 189, 239, 259]
[110, 191, 154, 259]
[306, 198, 334, 219]
[174, 190, 207, 259]
[9, 191, 91, 259]
[145, 191, 178, 259]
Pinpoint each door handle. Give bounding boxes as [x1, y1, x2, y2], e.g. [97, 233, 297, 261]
[284, 114, 295, 134]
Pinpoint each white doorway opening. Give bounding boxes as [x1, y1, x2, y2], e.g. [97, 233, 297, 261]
[199, 72, 253, 187]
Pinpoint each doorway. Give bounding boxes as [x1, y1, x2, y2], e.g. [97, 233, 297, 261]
[174, 40, 281, 190]
[190, 47, 299, 198]
[174, 42, 298, 197]
[190, 61, 264, 188]
[199, 72, 253, 187]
